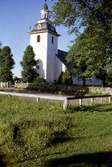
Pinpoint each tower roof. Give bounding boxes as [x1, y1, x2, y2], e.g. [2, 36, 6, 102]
[30, 1, 60, 36]
[44, 2, 48, 11]
[30, 20, 60, 36]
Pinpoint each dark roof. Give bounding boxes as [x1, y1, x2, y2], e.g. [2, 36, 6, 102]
[57, 50, 73, 70]
[30, 20, 60, 36]
[57, 50, 68, 65]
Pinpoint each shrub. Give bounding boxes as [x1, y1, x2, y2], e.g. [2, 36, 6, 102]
[58, 70, 73, 85]
[28, 77, 48, 91]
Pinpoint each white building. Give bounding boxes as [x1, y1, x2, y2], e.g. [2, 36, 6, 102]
[30, 2, 64, 83]
[30, 2, 102, 86]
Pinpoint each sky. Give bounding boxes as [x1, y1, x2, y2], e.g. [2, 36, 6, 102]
[0, 0, 75, 77]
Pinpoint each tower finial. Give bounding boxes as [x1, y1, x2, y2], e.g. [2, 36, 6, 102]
[44, 0, 48, 11]
[40, 0, 49, 19]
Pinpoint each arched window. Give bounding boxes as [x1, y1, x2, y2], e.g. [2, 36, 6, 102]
[37, 35, 40, 42]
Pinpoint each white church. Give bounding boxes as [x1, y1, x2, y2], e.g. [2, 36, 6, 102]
[30, 2, 66, 83]
[30, 2, 102, 86]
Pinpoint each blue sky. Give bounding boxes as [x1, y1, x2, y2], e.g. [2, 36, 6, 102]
[0, 0, 75, 77]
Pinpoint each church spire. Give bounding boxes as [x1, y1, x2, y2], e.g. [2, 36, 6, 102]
[40, 0, 49, 19]
[44, 0, 48, 11]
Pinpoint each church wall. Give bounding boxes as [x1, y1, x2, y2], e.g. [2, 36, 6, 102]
[73, 75, 103, 86]
[47, 33, 61, 82]
[30, 32, 62, 83]
[30, 32, 48, 79]
[55, 56, 62, 81]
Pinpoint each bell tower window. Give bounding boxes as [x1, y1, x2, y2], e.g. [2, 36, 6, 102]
[37, 35, 40, 42]
[52, 36, 54, 44]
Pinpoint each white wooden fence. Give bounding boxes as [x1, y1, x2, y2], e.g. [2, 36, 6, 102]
[0, 82, 9, 88]
[0, 91, 111, 110]
[64, 95, 111, 110]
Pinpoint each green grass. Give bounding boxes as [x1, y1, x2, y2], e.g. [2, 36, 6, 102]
[0, 96, 112, 166]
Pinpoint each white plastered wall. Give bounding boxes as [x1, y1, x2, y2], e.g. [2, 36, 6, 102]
[30, 30, 62, 83]
[30, 32, 48, 79]
[47, 33, 62, 82]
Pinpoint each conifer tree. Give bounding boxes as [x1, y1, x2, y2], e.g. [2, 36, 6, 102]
[0, 46, 15, 82]
[21, 45, 38, 82]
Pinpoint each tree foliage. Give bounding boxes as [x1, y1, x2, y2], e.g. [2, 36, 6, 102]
[21, 45, 38, 82]
[53, 0, 112, 32]
[53, 0, 112, 85]
[0, 46, 15, 82]
[67, 25, 112, 85]
[58, 70, 73, 85]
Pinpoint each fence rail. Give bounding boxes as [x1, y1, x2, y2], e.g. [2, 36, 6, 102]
[64, 95, 111, 110]
[0, 91, 111, 110]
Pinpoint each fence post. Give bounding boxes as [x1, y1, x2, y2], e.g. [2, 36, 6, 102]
[101, 96, 103, 104]
[37, 97, 40, 102]
[91, 98, 94, 105]
[63, 98, 68, 110]
[79, 98, 82, 106]
[109, 96, 111, 104]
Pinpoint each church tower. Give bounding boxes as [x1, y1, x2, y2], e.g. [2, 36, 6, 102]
[30, 1, 62, 83]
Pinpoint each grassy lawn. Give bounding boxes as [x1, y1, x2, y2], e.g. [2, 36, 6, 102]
[0, 96, 112, 166]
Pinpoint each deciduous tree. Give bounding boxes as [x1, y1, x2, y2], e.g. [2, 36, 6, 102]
[67, 25, 112, 85]
[53, 0, 112, 33]
[53, 0, 112, 86]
